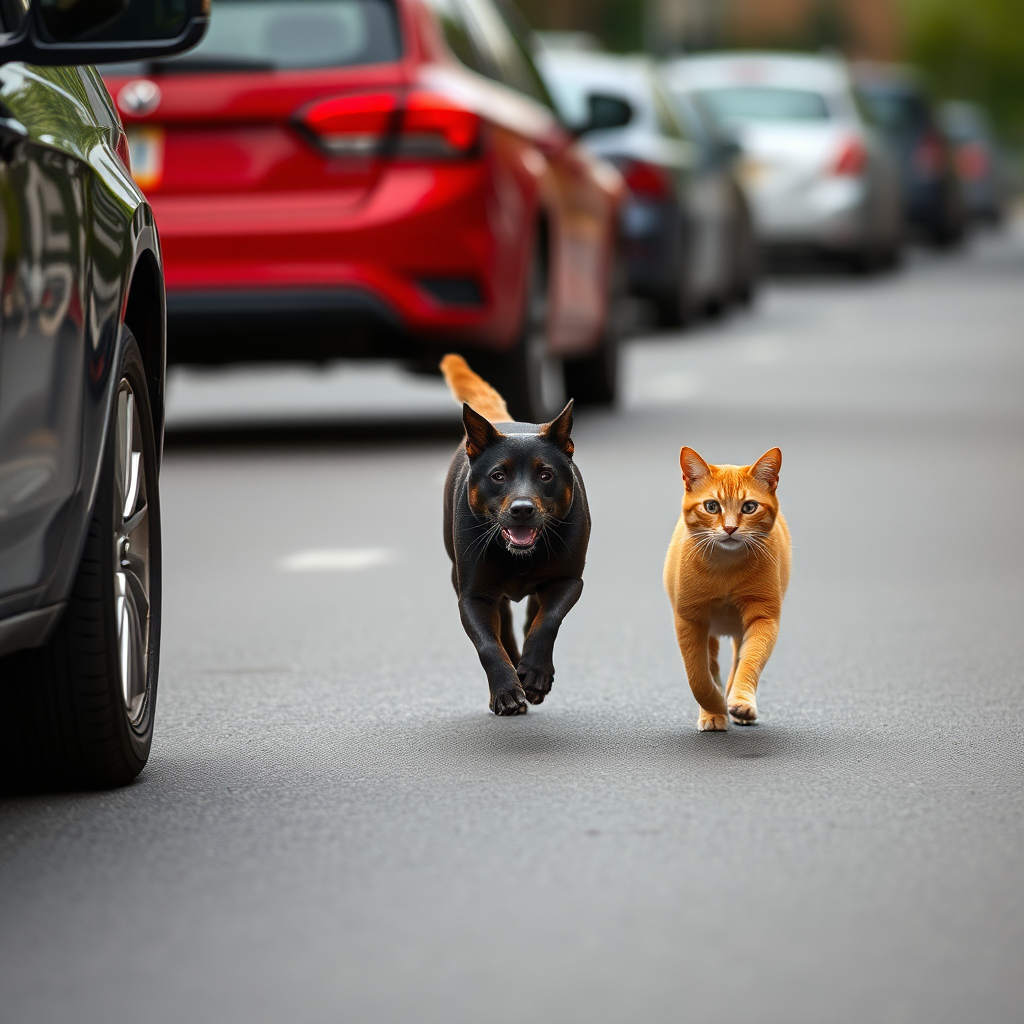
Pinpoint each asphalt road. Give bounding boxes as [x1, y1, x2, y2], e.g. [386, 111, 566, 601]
[3, 229, 1023, 1024]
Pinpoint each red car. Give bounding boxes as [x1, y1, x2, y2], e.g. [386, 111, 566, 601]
[102, 0, 624, 421]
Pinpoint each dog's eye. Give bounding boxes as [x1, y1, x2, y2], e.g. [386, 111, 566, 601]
[538, 469, 554, 483]
[741, 500, 758, 514]
[490, 471, 506, 483]
[703, 500, 721, 513]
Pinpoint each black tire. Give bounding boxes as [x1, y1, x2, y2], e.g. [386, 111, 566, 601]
[475, 248, 564, 423]
[929, 181, 966, 249]
[0, 329, 161, 790]
[563, 244, 624, 408]
[654, 226, 695, 329]
[730, 202, 759, 306]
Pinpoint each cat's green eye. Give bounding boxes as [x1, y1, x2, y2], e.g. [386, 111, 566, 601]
[703, 500, 721, 513]
[741, 501, 759, 514]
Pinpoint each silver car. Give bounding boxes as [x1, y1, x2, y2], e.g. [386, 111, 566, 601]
[663, 52, 902, 270]
[539, 50, 756, 326]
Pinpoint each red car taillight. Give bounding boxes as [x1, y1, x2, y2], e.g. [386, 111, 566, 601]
[299, 90, 479, 159]
[619, 159, 674, 200]
[830, 135, 866, 177]
[400, 92, 479, 156]
[956, 141, 989, 181]
[914, 132, 944, 177]
[301, 92, 398, 156]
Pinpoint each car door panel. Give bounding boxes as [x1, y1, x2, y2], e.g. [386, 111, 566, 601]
[0, 64, 104, 602]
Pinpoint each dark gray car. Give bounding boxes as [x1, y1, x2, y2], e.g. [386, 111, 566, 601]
[0, 0, 207, 791]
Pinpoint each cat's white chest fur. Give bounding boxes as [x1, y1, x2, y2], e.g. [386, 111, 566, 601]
[708, 603, 744, 639]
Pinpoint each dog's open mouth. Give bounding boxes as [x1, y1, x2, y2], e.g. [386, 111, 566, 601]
[501, 526, 538, 549]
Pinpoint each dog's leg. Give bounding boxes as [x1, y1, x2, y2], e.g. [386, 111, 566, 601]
[458, 594, 529, 715]
[498, 597, 520, 666]
[517, 578, 583, 704]
[523, 593, 540, 636]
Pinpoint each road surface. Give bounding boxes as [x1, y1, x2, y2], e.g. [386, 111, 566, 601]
[2, 229, 1022, 1023]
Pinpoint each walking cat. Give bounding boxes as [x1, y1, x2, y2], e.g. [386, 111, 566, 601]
[663, 447, 791, 731]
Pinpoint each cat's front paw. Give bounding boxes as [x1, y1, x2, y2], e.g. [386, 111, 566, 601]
[698, 711, 729, 731]
[728, 700, 757, 725]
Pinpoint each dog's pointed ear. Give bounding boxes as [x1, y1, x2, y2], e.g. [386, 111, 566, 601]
[750, 447, 782, 492]
[541, 400, 574, 456]
[680, 446, 711, 490]
[463, 404, 504, 460]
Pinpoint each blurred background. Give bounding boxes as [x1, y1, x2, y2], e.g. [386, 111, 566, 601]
[94, 0, 1020, 430]
[520, 0, 1023, 162]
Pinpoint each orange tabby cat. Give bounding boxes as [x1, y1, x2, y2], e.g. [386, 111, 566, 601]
[663, 447, 791, 731]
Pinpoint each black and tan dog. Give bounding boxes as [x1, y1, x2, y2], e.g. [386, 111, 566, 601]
[440, 355, 590, 715]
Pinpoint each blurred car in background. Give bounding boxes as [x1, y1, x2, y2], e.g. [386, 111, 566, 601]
[854, 64, 965, 247]
[664, 53, 902, 271]
[939, 101, 1006, 226]
[0, 0, 208, 789]
[101, 0, 625, 422]
[539, 50, 756, 327]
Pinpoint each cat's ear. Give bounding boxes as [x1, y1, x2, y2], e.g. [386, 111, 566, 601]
[541, 400, 574, 456]
[750, 448, 782, 492]
[463, 404, 504, 460]
[680, 447, 711, 490]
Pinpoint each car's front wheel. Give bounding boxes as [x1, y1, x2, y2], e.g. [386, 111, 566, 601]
[0, 329, 161, 789]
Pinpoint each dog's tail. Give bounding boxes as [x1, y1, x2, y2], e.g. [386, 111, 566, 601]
[440, 354, 511, 423]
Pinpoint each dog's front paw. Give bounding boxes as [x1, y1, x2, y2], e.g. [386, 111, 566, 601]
[490, 686, 529, 716]
[728, 700, 757, 725]
[698, 711, 729, 731]
[517, 657, 554, 705]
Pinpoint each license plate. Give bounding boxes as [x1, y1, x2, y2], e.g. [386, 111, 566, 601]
[125, 126, 164, 190]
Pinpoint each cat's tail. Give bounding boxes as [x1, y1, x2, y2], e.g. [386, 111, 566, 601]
[440, 354, 511, 423]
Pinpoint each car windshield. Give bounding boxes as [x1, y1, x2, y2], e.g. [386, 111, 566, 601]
[696, 86, 831, 125]
[105, 0, 402, 75]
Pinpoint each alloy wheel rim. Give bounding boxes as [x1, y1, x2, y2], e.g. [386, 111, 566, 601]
[113, 379, 151, 727]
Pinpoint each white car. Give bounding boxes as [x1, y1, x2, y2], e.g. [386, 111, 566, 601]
[663, 52, 902, 269]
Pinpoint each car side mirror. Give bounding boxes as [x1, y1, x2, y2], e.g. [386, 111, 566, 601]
[0, 0, 209, 65]
[575, 93, 633, 137]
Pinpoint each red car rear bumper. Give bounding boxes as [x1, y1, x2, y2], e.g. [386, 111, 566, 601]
[158, 160, 526, 361]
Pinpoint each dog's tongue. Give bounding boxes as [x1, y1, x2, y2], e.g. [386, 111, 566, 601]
[505, 526, 538, 546]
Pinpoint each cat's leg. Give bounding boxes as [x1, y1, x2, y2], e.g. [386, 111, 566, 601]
[675, 616, 728, 731]
[708, 636, 723, 692]
[724, 638, 740, 698]
[728, 616, 780, 724]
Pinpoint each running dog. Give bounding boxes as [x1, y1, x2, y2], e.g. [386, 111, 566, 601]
[440, 355, 590, 715]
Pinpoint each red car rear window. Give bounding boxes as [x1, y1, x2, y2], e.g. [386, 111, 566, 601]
[106, 0, 402, 74]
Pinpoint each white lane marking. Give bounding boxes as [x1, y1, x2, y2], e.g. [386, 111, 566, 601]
[278, 548, 397, 572]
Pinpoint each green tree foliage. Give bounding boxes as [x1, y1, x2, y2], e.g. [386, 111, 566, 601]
[902, 0, 1024, 142]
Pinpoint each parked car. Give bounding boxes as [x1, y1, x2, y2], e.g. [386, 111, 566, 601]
[539, 50, 756, 327]
[853, 64, 965, 247]
[100, 0, 625, 421]
[664, 52, 903, 271]
[0, 1, 208, 789]
[939, 101, 1006, 226]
